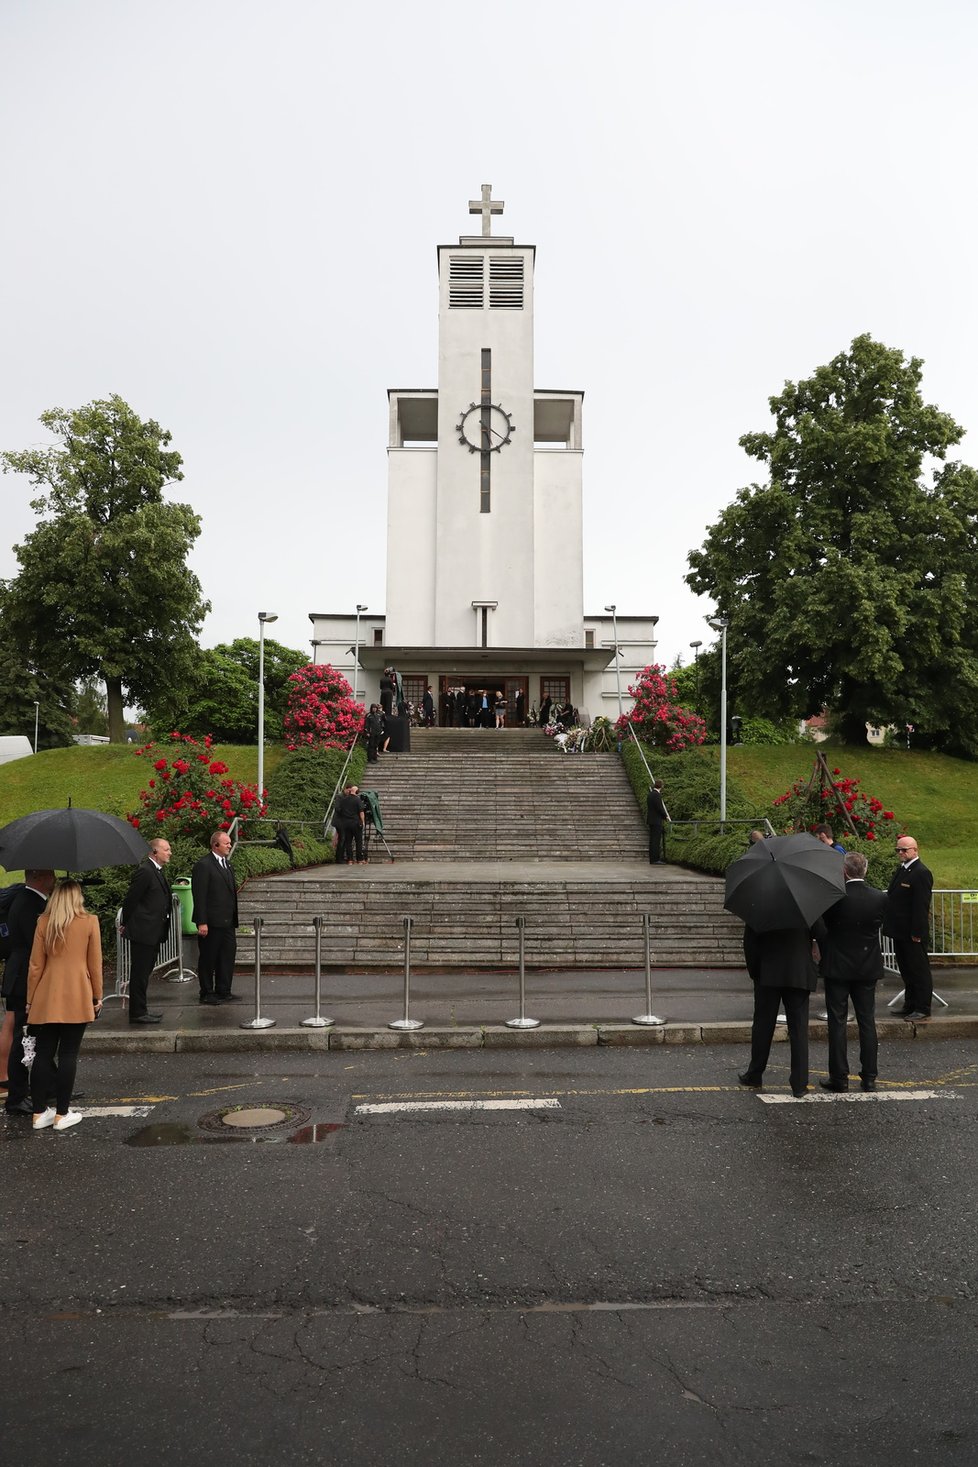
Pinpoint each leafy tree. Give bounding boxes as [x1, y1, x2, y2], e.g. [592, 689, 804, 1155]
[145, 637, 306, 743]
[687, 335, 978, 751]
[0, 592, 75, 748]
[1, 395, 209, 742]
[73, 677, 109, 737]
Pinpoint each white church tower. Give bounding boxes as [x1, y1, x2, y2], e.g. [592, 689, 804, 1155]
[310, 188, 657, 720]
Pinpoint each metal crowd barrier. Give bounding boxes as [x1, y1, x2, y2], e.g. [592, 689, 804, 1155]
[105, 897, 195, 1006]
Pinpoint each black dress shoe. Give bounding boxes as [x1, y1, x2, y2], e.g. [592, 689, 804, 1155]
[906, 1011, 931, 1020]
[216, 994, 241, 1003]
[199, 995, 222, 1005]
[738, 1072, 763, 1089]
[861, 1080, 877, 1092]
[130, 1014, 162, 1025]
[791, 1088, 809, 1099]
[5, 1098, 33, 1115]
[893, 1009, 914, 1019]
[819, 1079, 849, 1092]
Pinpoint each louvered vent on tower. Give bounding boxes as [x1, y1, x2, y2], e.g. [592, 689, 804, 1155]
[489, 256, 524, 308]
[449, 255, 484, 308]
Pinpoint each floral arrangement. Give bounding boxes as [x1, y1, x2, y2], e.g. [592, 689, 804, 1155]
[282, 664, 365, 750]
[771, 766, 897, 842]
[128, 732, 264, 839]
[616, 664, 707, 753]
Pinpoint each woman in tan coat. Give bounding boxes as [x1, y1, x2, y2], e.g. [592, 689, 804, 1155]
[26, 880, 103, 1132]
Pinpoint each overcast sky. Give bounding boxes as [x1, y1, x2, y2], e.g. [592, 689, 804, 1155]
[2, 0, 975, 682]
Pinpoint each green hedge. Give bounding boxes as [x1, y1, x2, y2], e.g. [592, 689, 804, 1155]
[265, 744, 366, 824]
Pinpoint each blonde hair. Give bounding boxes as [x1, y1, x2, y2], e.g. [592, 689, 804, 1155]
[43, 879, 87, 953]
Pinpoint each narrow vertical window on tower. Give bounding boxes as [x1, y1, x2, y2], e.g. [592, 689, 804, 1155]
[480, 348, 492, 513]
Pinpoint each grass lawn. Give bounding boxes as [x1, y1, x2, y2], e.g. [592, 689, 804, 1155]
[0, 743, 288, 879]
[727, 744, 978, 888]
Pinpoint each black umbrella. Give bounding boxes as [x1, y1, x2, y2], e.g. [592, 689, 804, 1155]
[0, 807, 150, 873]
[724, 832, 846, 932]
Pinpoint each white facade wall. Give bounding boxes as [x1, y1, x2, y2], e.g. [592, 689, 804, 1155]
[533, 449, 584, 646]
[433, 244, 537, 648]
[386, 448, 437, 644]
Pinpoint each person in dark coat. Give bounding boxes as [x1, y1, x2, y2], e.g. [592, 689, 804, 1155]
[818, 851, 887, 1091]
[2, 869, 55, 1115]
[364, 704, 385, 762]
[883, 835, 934, 1019]
[514, 688, 525, 726]
[646, 781, 671, 864]
[119, 838, 172, 1024]
[334, 783, 365, 864]
[191, 830, 239, 1005]
[421, 685, 435, 727]
[539, 695, 552, 727]
[379, 669, 395, 718]
[739, 924, 821, 1098]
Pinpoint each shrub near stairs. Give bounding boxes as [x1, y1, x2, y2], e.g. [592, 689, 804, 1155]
[621, 743, 758, 875]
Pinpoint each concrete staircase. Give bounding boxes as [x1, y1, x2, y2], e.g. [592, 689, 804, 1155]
[237, 874, 745, 970]
[234, 727, 745, 972]
[358, 727, 648, 862]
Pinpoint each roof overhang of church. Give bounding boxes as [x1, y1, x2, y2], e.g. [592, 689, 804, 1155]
[359, 645, 616, 672]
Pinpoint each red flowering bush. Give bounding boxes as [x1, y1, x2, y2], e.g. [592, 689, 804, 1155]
[128, 732, 264, 841]
[616, 664, 707, 753]
[771, 766, 898, 841]
[283, 663, 365, 751]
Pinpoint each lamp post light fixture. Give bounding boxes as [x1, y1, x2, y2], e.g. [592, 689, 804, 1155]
[257, 612, 278, 807]
[707, 615, 730, 824]
[353, 604, 367, 703]
[33, 700, 40, 754]
[689, 640, 702, 705]
[604, 604, 623, 721]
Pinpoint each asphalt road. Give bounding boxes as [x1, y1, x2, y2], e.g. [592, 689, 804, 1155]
[4, 1041, 978, 1465]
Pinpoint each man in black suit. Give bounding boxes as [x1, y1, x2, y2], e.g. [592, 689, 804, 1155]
[818, 851, 887, 1091]
[739, 924, 821, 1098]
[120, 837, 172, 1025]
[191, 830, 239, 1005]
[2, 869, 55, 1115]
[883, 835, 934, 1019]
[646, 781, 671, 864]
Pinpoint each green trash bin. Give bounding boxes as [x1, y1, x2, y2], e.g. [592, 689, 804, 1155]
[172, 877, 196, 936]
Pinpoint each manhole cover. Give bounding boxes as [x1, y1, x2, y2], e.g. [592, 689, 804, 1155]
[222, 1107, 288, 1128]
[198, 1101, 311, 1134]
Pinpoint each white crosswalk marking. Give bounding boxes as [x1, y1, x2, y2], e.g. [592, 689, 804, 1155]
[77, 1106, 155, 1118]
[355, 1098, 561, 1116]
[759, 1090, 958, 1105]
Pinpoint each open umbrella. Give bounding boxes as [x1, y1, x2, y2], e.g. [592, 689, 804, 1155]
[0, 807, 149, 872]
[724, 832, 846, 932]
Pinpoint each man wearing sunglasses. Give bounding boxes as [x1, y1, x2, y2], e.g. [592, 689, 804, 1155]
[883, 836, 934, 1019]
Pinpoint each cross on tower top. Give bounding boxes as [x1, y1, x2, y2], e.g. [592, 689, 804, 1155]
[468, 183, 504, 237]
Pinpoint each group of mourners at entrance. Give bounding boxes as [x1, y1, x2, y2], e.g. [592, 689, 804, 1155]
[441, 687, 522, 728]
[738, 834, 934, 1098]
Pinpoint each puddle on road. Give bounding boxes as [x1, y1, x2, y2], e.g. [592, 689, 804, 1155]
[288, 1123, 346, 1145]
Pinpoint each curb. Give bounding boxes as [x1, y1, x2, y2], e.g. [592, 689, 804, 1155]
[83, 1014, 978, 1055]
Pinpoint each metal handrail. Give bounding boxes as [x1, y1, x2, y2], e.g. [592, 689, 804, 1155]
[323, 733, 364, 836]
[624, 722, 655, 785]
[670, 817, 776, 837]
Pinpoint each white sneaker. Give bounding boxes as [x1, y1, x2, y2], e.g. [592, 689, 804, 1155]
[53, 1110, 83, 1132]
[32, 1107, 56, 1130]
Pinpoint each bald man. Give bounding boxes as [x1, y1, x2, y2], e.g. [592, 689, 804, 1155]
[883, 835, 934, 1020]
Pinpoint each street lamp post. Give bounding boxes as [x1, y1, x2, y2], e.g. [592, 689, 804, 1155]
[707, 616, 729, 824]
[353, 604, 367, 703]
[604, 604, 623, 721]
[33, 700, 40, 754]
[689, 640, 702, 705]
[257, 611, 278, 807]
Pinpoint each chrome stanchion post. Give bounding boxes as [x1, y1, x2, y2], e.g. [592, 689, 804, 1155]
[389, 915, 423, 1031]
[632, 913, 665, 1026]
[506, 915, 539, 1029]
[240, 916, 275, 1029]
[167, 900, 196, 983]
[302, 915, 334, 1028]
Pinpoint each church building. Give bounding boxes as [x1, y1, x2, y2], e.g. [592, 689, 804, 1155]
[309, 187, 657, 721]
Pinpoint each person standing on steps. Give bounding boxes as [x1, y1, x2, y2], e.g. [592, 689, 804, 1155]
[646, 780, 671, 864]
[883, 834, 934, 1020]
[191, 831, 240, 1006]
